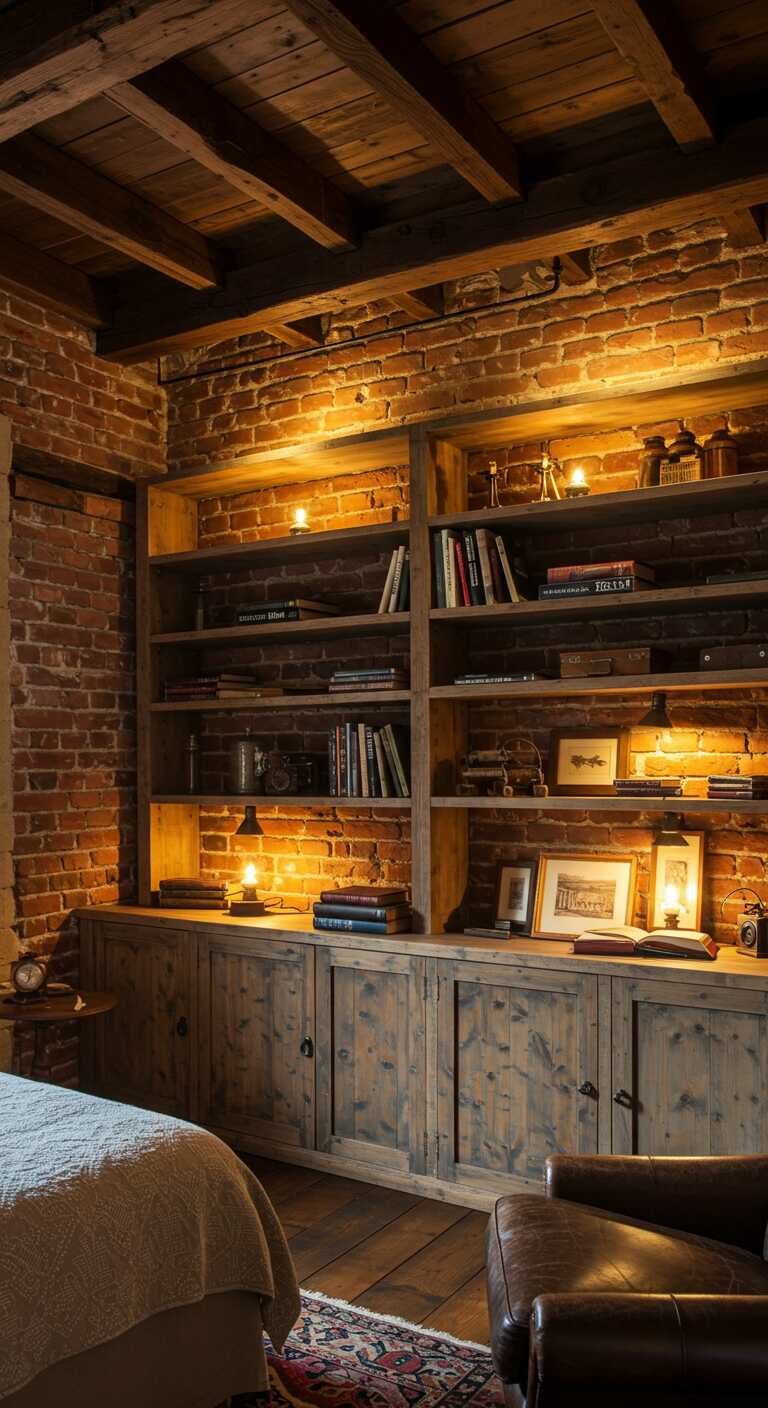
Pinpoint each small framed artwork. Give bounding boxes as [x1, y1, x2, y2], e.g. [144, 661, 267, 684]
[494, 860, 537, 933]
[532, 852, 637, 939]
[548, 727, 629, 796]
[650, 831, 704, 931]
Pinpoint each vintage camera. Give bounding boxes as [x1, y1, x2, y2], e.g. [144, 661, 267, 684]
[262, 749, 318, 795]
[738, 904, 768, 957]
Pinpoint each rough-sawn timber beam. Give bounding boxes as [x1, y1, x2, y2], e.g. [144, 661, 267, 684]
[0, 231, 106, 326]
[97, 115, 768, 362]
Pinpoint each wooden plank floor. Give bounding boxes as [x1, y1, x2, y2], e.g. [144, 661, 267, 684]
[244, 1156, 490, 1345]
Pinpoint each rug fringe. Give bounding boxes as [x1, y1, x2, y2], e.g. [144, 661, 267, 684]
[299, 1288, 492, 1355]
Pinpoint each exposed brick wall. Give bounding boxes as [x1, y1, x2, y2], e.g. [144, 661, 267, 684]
[10, 475, 137, 1080]
[0, 289, 165, 478]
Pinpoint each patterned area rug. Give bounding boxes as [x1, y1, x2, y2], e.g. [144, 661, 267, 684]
[265, 1290, 503, 1407]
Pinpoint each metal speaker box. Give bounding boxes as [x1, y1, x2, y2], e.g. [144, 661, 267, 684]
[559, 647, 662, 679]
[737, 913, 768, 958]
[699, 644, 768, 670]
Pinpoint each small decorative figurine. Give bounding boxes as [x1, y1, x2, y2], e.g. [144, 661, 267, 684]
[521, 442, 562, 502]
[484, 459, 501, 508]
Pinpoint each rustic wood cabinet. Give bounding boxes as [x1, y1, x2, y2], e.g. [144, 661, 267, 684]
[611, 976, 768, 1157]
[436, 960, 602, 1195]
[81, 918, 194, 1118]
[198, 932, 315, 1149]
[80, 910, 768, 1209]
[315, 946, 427, 1175]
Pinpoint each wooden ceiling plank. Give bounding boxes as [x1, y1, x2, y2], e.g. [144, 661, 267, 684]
[281, 0, 521, 203]
[722, 205, 765, 250]
[0, 133, 219, 289]
[0, 231, 106, 326]
[590, 0, 715, 150]
[393, 286, 444, 319]
[0, 0, 256, 142]
[263, 317, 325, 349]
[558, 249, 592, 284]
[109, 59, 356, 251]
[96, 112, 768, 361]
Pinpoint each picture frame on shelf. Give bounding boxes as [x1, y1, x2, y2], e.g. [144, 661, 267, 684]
[650, 831, 705, 931]
[494, 860, 537, 933]
[548, 727, 629, 796]
[532, 851, 637, 939]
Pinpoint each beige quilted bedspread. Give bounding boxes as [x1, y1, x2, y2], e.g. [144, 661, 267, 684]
[0, 1074, 300, 1400]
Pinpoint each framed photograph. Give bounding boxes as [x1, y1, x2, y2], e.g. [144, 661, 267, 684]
[494, 860, 537, 933]
[548, 727, 629, 796]
[532, 852, 637, 939]
[650, 832, 704, 931]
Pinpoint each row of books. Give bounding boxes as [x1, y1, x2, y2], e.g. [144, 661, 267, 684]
[236, 597, 340, 625]
[313, 886, 412, 935]
[378, 547, 410, 613]
[539, 559, 654, 601]
[707, 775, 768, 799]
[158, 877, 227, 910]
[433, 528, 523, 608]
[328, 666, 408, 694]
[328, 723, 410, 797]
[163, 672, 285, 702]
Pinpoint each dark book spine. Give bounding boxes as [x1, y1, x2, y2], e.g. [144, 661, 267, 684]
[319, 890, 408, 906]
[462, 529, 484, 607]
[313, 903, 410, 922]
[236, 608, 301, 623]
[338, 725, 347, 797]
[313, 916, 409, 934]
[397, 551, 410, 611]
[487, 535, 508, 602]
[538, 576, 637, 599]
[453, 536, 471, 606]
[365, 725, 380, 796]
[328, 728, 337, 797]
[433, 532, 446, 607]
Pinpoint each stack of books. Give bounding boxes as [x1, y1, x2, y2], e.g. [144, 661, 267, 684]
[707, 775, 768, 802]
[378, 546, 410, 612]
[328, 666, 408, 693]
[236, 598, 340, 625]
[614, 777, 682, 798]
[433, 528, 523, 607]
[313, 885, 412, 934]
[538, 559, 655, 600]
[329, 723, 410, 797]
[163, 673, 283, 702]
[158, 877, 228, 909]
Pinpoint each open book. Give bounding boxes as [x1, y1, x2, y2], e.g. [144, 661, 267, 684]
[572, 925, 718, 961]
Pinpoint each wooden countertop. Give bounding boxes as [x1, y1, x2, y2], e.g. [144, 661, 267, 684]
[77, 905, 768, 991]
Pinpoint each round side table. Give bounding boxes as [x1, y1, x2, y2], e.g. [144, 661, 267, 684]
[0, 989, 117, 1082]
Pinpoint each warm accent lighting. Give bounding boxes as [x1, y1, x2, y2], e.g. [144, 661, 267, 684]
[290, 506, 310, 535]
[564, 465, 590, 497]
[243, 862, 259, 895]
[235, 805, 263, 837]
[663, 884, 682, 928]
[639, 691, 672, 731]
[653, 812, 689, 848]
[229, 854, 266, 916]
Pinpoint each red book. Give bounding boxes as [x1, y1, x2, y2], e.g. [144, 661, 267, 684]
[453, 537, 471, 606]
[319, 887, 409, 907]
[487, 537, 508, 602]
[547, 560, 655, 584]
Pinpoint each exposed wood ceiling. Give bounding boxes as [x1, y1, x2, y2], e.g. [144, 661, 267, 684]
[0, 0, 765, 362]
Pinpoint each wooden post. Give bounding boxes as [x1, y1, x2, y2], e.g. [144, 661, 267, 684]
[0, 419, 13, 1072]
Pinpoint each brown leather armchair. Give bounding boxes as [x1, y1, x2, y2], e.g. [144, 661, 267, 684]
[486, 1154, 768, 1406]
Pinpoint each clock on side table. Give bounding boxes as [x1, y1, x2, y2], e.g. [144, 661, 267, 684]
[1, 954, 116, 1082]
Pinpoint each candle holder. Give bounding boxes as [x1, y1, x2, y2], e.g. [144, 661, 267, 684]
[290, 507, 310, 535]
[663, 910, 680, 929]
[484, 459, 501, 508]
[564, 467, 590, 498]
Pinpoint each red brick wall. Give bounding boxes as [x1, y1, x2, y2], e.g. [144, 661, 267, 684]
[0, 289, 165, 478]
[11, 475, 137, 1078]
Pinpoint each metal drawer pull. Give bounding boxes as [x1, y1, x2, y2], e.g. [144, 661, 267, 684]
[300, 1037, 314, 1058]
[578, 1080, 597, 1098]
[176, 1017, 188, 1038]
[614, 1088, 633, 1108]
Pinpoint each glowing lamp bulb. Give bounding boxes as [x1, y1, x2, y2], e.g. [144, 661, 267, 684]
[564, 465, 590, 498]
[243, 863, 257, 887]
[290, 506, 310, 535]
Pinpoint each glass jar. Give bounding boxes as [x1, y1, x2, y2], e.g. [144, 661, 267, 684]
[639, 435, 666, 488]
[703, 427, 739, 478]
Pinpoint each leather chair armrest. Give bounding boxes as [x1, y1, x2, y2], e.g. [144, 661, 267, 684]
[529, 1294, 768, 1394]
[544, 1154, 768, 1254]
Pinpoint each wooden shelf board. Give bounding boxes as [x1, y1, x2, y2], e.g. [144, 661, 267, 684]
[151, 794, 412, 808]
[154, 426, 411, 499]
[150, 519, 408, 574]
[432, 795, 768, 813]
[152, 689, 411, 711]
[431, 667, 768, 701]
[429, 469, 768, 533]
[429, 359, 768, 451]
[430, 580, 768, 629]
[151, 611, 410, 647]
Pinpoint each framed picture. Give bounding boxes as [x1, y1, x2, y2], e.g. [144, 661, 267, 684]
[494, 860, 537, 933]
[650, 832, 704, 931]
[548, 727, 629, 796]
[532, 852, 637, 939]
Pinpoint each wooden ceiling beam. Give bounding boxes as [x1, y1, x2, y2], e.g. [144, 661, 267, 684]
[0, 133, 219, 290]
[0, 231, 106, 327]
[558, 250, 592, 285]
[591, 0, 715, 151]
[392, 286, 444, 320]
[263, 318, 325, 350]
[97, 115, 768, 362]
[110, 60, 355, 252]
[282, 0, 521, 204]
[722, 206, 765, 250]
[0, 0, 254, 142]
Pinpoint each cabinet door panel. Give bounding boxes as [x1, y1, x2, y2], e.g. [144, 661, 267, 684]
[316, 948, 427, 1174]
[612, 978, 768, 1156]
[438, 961, 599, 1195]
[89, 922, 193, 1118]
[198, 935, 314, 1148]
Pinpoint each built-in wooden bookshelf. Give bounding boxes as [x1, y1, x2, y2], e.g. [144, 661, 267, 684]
[138, 358, 768, 920]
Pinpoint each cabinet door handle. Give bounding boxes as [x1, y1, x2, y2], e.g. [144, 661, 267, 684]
[578, 1080, 597, 1098]
[613, 1088, 633, 1108]
[176, 1017, 188, 1038]
[300, 1037, 314, 1058]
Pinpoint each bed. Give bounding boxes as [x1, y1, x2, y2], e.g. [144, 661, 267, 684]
[0, 1074, 300, 1408]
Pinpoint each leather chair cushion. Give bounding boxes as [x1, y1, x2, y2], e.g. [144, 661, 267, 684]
[487, 1194, 768, 1387]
